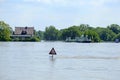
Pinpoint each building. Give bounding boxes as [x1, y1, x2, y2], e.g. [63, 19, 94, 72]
[65, 35, 92, 43]
[11, 27, 35, 41]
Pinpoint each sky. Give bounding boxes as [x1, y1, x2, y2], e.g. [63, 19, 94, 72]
[0, 0, 120, 30]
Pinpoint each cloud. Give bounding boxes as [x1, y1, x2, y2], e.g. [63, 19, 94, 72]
[89, 0, 120, 7]
[23, 0, 120, 7]
[24, 0, 52, 4]
[0, 0, 6, 3]
[1, 0, 120, 30]
[0, 0, 5, 2]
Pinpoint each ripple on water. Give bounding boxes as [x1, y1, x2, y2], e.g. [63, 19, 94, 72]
[57, 55, 120, 60]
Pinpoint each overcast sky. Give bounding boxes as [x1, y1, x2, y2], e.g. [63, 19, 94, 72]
[0, 0, 120, 30]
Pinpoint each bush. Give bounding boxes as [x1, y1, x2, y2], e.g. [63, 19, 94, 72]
[30, 37, 40, 42]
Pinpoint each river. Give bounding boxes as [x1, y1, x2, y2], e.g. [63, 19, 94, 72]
[0, 42, 120, 80]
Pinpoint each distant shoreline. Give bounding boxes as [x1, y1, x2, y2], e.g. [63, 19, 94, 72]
[0, 40, 118, 43]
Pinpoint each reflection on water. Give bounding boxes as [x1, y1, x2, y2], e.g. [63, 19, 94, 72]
[49, 56, 56, 62]
[0, 42, 120, 80]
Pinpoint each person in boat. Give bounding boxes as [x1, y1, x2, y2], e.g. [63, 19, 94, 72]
[49, 48, 57, 56]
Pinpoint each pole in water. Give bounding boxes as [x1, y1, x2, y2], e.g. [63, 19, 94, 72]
[49, 48, 57, 57]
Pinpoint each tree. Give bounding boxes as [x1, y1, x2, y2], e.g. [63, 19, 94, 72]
[36, 30, 44, 40]
[107, 24, 120, 34]
[84, 30, 100, 42]
[0, 21, 11, 41]
[95, 27, 116, 41]
[61, 26, 82, 40]
[44, 26, 59, 40]
[113, 33, 120, 41]
[60, 29, 69, 40]
[79, 24, 90, 32]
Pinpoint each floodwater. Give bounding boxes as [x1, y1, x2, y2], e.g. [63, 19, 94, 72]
[0, 41, 120, 80]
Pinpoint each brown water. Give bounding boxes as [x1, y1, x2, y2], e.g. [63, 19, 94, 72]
[0, 42, 120, 80]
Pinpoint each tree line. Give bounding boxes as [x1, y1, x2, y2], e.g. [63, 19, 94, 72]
[1, 21, 120, 42]
[41, 24, 120, 42]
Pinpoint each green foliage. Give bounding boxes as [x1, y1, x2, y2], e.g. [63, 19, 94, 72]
[61, 26, 82, 40]
[36, 30, 44, 40]
[107, 24, 120, 34]
[113, 33, 120, 41]
[0, 21, 11, 41]
[30, 36, 40, 41]
[44, 26, 59, 40]
[79, 24, 90, 31]
[12, 36, 40, 42]
[95, 27, 116, 41]
[1, 20, 120, 42]
[43, 24, 119, 42]
[84, 30, 100, 42]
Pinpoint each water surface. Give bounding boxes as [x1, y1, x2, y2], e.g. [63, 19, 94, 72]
[0, 42, 120, 80]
